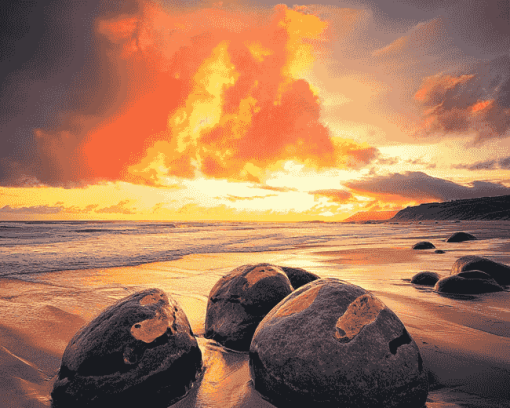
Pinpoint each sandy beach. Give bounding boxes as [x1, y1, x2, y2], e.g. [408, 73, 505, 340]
[2, 222, 510, 408]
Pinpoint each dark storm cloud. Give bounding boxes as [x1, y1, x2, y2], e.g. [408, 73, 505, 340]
[414, 54, 510, 142]
[345, 171, 510, 201]
[0, 0, 138, 186]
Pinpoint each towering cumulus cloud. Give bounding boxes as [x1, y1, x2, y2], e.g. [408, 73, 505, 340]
[11, 0, 376, 187]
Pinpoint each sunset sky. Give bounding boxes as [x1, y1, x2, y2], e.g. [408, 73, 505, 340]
[1, 0, 509, 221]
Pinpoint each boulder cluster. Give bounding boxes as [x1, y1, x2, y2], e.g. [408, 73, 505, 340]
[52, 264, 429, 408]
[410, 231, 510, 295]
[411, 231, 478, 253]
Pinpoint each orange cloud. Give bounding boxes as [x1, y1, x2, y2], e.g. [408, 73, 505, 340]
[220, 194, 278, 202]
[413, 74, 474, 104]
[414, 71, 510, 142]
[309, 189, 352, 203]
[28, 1, 376, 187]
[95, 200, 137, 214]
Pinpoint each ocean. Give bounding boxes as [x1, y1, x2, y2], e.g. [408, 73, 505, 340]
[2, 219, 510, 280]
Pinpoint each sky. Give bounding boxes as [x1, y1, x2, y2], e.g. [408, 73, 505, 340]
[1, 0, 509, 221]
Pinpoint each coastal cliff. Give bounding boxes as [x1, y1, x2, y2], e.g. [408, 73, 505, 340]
[391, 194, 510, 221]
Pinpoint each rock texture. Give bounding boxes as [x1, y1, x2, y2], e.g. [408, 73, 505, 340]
[446, 232, 476, 242]
[451, 255, 510, 286]
[51, 289, 202, 408]
[205, 263, 294, 350]
[279, 266, 320, 289]
[411, 272, 441, 286]
[390, 194, 510, 221]
[434, 275, 504, 294]
[412, 241, 435, 250]
[456, 270, 493, 280]
[249, 278, 428, 408]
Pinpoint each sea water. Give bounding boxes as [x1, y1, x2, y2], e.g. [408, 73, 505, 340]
[1, 220, 510, 280]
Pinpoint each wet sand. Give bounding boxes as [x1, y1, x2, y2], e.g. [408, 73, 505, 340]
[1, 244, 510, 408]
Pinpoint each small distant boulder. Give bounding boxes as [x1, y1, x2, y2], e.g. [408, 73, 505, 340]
[250, 278, 428, 408]
[205, 263, 293, 350]
[434, 250, 445, 254]
[451, 255, 510, 285]
[51, 289, 202, 408]
[434, 275, 504, 294]
[412, 241, 435, 250]
[411, 271, 440, 286]
[446, 232, 476, 243]
[279, 266, 320, 289]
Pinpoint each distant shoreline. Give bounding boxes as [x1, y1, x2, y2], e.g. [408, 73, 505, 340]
[343, 194, 510, 223]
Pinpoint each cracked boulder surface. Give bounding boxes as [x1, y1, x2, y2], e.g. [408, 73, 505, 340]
[249, 278, 428, 408]
[205, 263, 294, 351]
[51, 288, 202, 408]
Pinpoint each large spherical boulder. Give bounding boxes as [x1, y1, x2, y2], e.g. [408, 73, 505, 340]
[434, 275, 504, 294]
[411, 271, 441, 286]
[451, 255, 510, 285]
[205, 263, 293, 350]
[51, 289, 202, 408]
[279, 266, 320, 289]
[249, 278, 428, 408]
[446, 232, 476, 242]
[412, 241, 435, 250]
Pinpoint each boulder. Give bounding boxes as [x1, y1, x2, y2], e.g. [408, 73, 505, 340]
[434, 250, 445, 254]
[412, 241, 435, 250]
[250, 278, 428, 408]
[446, 232, 476, 242]
[51, 289, 202, 408]
[205, 263, 293, 350]
[434, 275, 504, 294]
[279, 266, 320, 289]
[451, 255, 510, 285]
[456, 270, 494, 280]
[411, 271, 440, 286]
